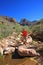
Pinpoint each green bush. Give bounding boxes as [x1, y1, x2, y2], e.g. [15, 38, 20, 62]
[14, 24, 22, 34]
[0, 23, 14, 38]
[23, 26, 31, 32]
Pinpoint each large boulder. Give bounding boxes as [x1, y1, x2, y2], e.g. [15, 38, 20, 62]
[18, 45, 40, 56]
[0, 38, 16, 55]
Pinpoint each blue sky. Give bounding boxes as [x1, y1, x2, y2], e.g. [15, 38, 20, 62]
[0, 0, 43, 22]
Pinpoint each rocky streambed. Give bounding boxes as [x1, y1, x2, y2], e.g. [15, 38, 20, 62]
[0, 52, 43, 65]
[0, 32, 43, 65]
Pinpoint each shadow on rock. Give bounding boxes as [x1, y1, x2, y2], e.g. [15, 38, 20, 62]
[12, 49, 25, 59]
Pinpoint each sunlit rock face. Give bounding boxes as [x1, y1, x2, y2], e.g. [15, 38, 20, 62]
[18, 45, 40, 57]
[3, 47, 15, 55]
[26, 36, 32, 44]
[0, 16, 17, 23]
[0, 32, 17, 55]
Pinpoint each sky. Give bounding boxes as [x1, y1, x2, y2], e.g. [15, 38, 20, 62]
[0, 0, 43, 22]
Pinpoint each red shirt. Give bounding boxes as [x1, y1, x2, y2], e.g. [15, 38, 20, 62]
[22, 30, 28, 37]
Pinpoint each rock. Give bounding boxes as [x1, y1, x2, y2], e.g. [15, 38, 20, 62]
[0, 46, 3, 55]
[0, 37, 17, 55]
[20, 18, 31, 26]
[0, 41, 5, 48]
[26, 36, 32, 44]
[31, 31, 43, 42]
[18, 45, 40, 56]
[3, 47, 15, 55]
[38, 41, 42, 44]
[0, 16, 17, 24]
